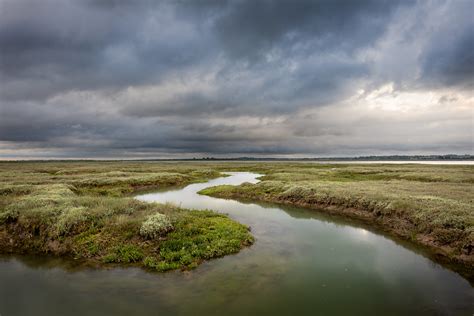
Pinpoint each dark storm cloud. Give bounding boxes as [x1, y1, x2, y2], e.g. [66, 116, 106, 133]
[0, 0, 212, 101]
[120, 57, 369, 118]
[421, 25, 474, 88]
[0, 0, 401, 102]
[0, 0, 472, 158]
[210, 0, 410, 60]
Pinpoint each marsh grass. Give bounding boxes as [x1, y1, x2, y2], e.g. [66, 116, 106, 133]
[200, 163, 474, 264]
[0, 162, 253, 271]
[1, 161, 472, 271]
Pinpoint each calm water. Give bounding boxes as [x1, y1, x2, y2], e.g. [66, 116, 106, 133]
[0, 172, 472, 315]
[313, 161, 474, 165]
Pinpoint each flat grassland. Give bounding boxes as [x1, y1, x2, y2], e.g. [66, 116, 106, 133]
[0, 161, 472, 277]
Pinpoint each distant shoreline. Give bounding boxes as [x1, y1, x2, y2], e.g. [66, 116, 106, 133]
[1, 161, 473, 164]
[1, 155, 473, 163]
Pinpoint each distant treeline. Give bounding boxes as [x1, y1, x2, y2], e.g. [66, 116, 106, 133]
[180, 154, 474, 161]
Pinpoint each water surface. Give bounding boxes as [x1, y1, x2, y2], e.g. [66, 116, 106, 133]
[0, 172, 472, 315]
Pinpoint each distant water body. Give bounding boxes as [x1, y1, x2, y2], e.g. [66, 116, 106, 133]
[309, 160, 474, 165]
[208, 160, 474, 165]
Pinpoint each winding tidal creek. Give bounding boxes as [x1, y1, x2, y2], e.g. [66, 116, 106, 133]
[1, 172, 472, 315]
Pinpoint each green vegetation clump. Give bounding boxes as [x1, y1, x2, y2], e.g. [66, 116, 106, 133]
[143, 210, 253, 271]
[0, 162, 253, 271]
[104, 244, 144, 263]
[160, 210, 253, 263]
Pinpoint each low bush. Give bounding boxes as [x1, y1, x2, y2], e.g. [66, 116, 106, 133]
[140, 213, 174, 239]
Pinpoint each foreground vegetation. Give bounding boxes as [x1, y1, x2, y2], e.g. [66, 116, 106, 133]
[0, 162, 253, 271]
[200, 163, 474, 274]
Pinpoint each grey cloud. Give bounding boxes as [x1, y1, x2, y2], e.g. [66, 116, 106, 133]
[121, 52, 368, 119]
[0, 0, 410, 101]
[414, 0, 474, 89]
[416, 0, 474, 89]
[421, 30, 474, 88]
[0, 0, 472, 158]
[0, 0, 212, 101]
[210, 0, 412, 61]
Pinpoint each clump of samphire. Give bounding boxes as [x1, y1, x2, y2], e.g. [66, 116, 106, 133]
[140, 213, 174, 239]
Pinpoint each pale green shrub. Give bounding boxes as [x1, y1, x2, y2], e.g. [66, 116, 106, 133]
[140, 213, 173, 239]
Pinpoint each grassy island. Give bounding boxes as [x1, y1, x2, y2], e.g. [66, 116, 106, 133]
[0, 162, 253, 271]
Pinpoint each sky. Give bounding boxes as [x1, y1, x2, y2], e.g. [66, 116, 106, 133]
[0, 0, 473, 159]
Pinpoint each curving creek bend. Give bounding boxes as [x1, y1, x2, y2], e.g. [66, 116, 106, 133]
[1, 172, 472, 315]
